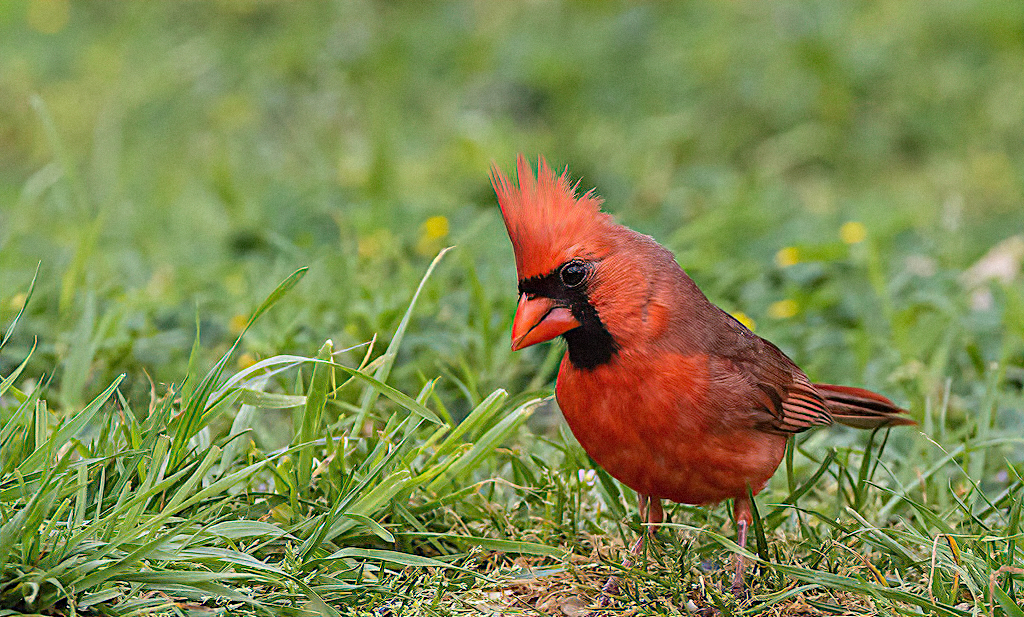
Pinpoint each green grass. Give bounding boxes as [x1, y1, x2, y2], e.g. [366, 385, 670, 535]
[1, 1, 1023, 615]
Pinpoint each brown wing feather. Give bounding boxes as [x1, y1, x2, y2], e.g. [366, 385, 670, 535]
[681, 293, 912, 434]
[774, 372, 834, 432]
[708, 316, 833, 434]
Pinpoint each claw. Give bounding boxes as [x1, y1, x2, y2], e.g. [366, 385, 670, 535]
[596, 494, 662, 606]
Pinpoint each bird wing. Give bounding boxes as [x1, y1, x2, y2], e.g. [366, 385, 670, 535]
[708, 318, 833, 434]
[753, 367, 834, 433]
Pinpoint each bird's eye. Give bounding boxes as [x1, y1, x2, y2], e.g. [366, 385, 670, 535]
[559, 260, 588, 288]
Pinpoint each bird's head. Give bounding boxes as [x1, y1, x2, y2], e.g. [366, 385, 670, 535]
[492, 155, 666, 369]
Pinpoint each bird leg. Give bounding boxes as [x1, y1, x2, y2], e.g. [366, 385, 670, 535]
[731, 495, 753, 597]
[599, 494, 663, 604]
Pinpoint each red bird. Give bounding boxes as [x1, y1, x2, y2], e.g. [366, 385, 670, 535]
[492, 155, 914, 597]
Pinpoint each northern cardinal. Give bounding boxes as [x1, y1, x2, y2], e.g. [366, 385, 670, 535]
[492, 155, 914, 598]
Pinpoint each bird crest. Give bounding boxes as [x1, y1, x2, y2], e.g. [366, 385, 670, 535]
[491, 155, 615, 281]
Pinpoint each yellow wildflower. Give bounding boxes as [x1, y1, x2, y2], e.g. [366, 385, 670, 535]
[768, 299, 799, 319]
[229, 313, 248, 335]
[416, 215, 450, 257]
[423, 215, 450, 240]
[730, 311, 756, 331]
[775, 247, 800, 268]
[237, 352, 257, 370]
[840, 221, 867, 244]
[9, 293, 27, 310]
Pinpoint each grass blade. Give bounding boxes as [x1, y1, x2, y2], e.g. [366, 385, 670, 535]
[352, 247, 451, 430]
[0, 262, 39, 352]
[296, 340, 333, 491]
[169, 267, 307, 468]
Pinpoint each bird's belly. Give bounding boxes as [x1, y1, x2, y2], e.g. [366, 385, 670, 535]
[556, 355, 787, 505]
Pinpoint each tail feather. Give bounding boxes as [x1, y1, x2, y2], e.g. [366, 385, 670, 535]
[814, 383, 916, 430]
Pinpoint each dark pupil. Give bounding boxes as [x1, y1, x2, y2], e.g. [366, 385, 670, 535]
[560, 261, 586, 287]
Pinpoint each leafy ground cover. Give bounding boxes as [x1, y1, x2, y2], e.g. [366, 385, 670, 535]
[1, 1, 1023, 615]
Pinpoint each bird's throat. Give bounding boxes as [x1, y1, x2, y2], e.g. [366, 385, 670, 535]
[563, 322, 617, 370]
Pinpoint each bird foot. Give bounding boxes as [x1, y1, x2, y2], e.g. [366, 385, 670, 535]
[730, 580, 748, 600]
[729, 572, 750, 601]
[596, 574, 621, 607]
[597, 554, 633, 606]
[730, 516, 750, 601]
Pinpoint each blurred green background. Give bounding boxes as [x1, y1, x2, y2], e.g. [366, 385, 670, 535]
[1, 0, 1022, 419]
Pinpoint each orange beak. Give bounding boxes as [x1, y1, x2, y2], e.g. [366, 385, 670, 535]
[511, 294, 581, 351]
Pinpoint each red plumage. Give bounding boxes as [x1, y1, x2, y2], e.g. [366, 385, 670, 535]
[493, 156, 914, 598]
[492, 156, 613, 281]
